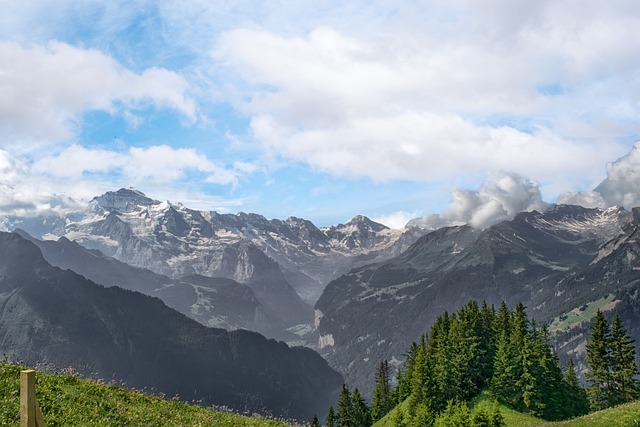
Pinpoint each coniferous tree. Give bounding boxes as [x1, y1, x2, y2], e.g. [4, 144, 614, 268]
[395, 368, 411, 404]
[518, 330, 542, 415]
[392, 408, 406, 427]
[494, 302, 513, 340]
[563, 357, 589, 417]
[351, 388, 372, 427]
[586, 310, 612, 410]
[491, 330, 518, 405]
[337, 384, 354, 427]
[326, 406, 337, 427]
[311, 414, 320, 427]
[532, 325, 565, 420]
[609, 314, 640, 405]
[408, 334, 431, 415]
[479, 301, 497, 382]
[372, 360, 393, 422]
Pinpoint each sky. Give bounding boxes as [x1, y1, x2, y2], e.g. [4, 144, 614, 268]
[1, 1, 640, 228]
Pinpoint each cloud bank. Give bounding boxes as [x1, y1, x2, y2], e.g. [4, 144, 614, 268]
[0, 41, 195, 147]
[558, 142, 640, 209]
[409, 172, 547, 229]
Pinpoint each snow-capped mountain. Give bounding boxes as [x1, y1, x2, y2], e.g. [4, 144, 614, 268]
[1, 188, 424, 305]
[314, 204, 635, 396]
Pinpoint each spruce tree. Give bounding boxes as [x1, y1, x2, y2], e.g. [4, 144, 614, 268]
[326, 406, 336, 427]
[372, 360, 393, 422]
[586, 310, 612, 411]
[337, 384, 354, 427]
[609, 314, 640, 405]
[351, 388, 372, 427]
[491, 330, 518, 406]
[563, 357, 589, 417]
[311, 414, 320, 427]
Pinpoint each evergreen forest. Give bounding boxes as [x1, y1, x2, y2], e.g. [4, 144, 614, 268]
[320, 301, 640, 427]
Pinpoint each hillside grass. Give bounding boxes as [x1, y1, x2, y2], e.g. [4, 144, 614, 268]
[549, 293, 620, 333]
[0, 361, 300, 427]
[372, 391, 640, 427]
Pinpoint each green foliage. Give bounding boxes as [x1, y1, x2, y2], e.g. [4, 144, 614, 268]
[562, 357, 590, 418]
[337, 384, 354, 427]
[433, 400, 505, 427]
[311, 414, 320, 427]
[392, 300, 612, 424]
[372, 390, 640, 427]
[0, 361, 296, 427]
[371, 361, 393, 422]
[586, 309, 613, 410]
[609, 314, 640, 405]
[586, 311, 640, 411]
[351, 389, 371, 427]
[326, 406, 336, 427]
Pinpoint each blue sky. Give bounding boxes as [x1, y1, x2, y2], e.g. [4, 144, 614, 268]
[1, 1, 640, 228]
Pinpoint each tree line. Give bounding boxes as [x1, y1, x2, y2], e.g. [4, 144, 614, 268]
[316, 300, 639, 427]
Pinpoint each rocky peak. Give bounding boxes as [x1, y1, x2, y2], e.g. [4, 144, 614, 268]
[346, 215, 388, 232]
[90, 188, 159, 213]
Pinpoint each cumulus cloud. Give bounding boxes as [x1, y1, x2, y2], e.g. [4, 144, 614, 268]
[372, 210, 420, 229]
[410, 172, 548, 229]
[0, 41, 195, 146]
[558, 142, 640, 209]
[32, 144, 241, 186]
[0, 144, 250, 218]
[0, 150, 84, 217]
[212, 3, 640, 188]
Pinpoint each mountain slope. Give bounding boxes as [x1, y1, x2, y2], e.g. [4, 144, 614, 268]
[13, 230, 292, 338]
[0, 232, 342, 420]
[314, 205, 633, 396]
[0, 361, 295, 427]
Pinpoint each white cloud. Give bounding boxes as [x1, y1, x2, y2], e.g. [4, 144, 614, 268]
[0, 41, 195, 147]
[212, 4, 640, 187]
[31, 145, 128, 178]
[372, 211, 419, 229]
[559, 142, 640, 209]
[410, 172, 548, 229]
[31, 144, 240, 186]
[0, 145, 248, 218]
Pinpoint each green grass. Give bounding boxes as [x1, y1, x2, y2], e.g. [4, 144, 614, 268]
[372, 391, 640, 427]
[549, 294, 620, 333]
[0, 361, 300, 427]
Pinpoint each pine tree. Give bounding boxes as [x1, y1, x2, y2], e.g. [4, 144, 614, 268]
[518, 330, 542, 415]
[586, 310, 612, 411]
[540, 346, 566, 421]
[351, 388, 372, 427]
[311, 414, 320, 427]
[395, 368, 411, 404]
[326, 406, 337, 427]
[609, 314, 640, 405]
[491, 330, 518, 406]
[372, 360, 393, 422]
[337, 384, 354, 427]
[563, 357, 589, 418]
[480, 301, 497, 382]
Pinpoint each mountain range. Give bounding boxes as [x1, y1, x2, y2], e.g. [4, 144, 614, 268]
[0, 231, 342, 420]
[1, 189, 424, 342]
[2, 189, 640, 406]
[315, 204, 640, 395]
